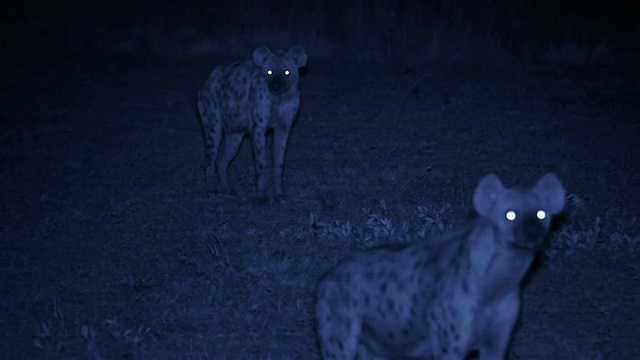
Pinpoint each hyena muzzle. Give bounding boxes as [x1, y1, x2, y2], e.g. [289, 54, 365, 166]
[197, 45, 307, 202]
[315, 173, 566, 359]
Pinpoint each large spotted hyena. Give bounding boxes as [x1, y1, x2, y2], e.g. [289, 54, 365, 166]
[315, 173, 566, 359]
[197, 45, 307, 202]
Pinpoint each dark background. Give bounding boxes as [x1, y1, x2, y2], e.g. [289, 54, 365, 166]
[2, 0, 638, 62]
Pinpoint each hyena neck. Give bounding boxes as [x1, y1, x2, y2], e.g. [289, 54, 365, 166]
[284, 87, 300, 99]
[270, 88, 299, 103]
[467, 218, 537, 302]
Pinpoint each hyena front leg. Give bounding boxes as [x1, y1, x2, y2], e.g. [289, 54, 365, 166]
[250, 127, 269, 202]
[477, 292, 520, 360]
[272, 125, 292, 201]
[197, 95, 222, 193]
[217, 132, 244, 194]
[315, 291, 361, 359]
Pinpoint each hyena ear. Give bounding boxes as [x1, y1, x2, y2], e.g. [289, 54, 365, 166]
[287, 45, 308, 68]
[253, 46, 273, 67]
[473, 174, 505, 217]
[532, 173, 566, 215]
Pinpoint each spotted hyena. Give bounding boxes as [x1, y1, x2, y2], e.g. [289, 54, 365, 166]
[315, 173, 566, 359]
[197, 45, 307, 202]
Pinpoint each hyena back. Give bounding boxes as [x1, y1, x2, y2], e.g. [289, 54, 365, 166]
[315, 173, 566, 359]
[197, 45, 307, 202]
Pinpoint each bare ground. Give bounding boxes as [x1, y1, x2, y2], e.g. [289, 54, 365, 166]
[1, 53, 639, 359]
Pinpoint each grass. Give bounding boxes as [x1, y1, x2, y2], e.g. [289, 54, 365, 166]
[0, 51, 638, 359]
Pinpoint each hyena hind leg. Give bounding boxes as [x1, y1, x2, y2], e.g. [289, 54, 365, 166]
[315, 295, 361, 359]
[197, 98, 222, 193]
[249, 131, 270, 202]
[272, 127, 292, 201]
[217, 133, 244, 194]
[476, 292, 520, 359]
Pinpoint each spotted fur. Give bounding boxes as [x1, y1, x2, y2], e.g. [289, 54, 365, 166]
[315, 173, 566, 359]
[197, 45, 307, 202]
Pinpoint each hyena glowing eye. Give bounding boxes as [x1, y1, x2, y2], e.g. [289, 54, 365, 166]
[284, 69, 290, 75]
[266, 69, 273, 76]
[536, 210, 546, 220]
[505, 210, 516, 221]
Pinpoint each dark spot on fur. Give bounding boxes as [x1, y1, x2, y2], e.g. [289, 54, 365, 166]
[413, 259, 424, 270]
[457, 241, 466, 257]
[429, 288, 438, 301]
[365, 271, 374, 281]
[366, 259, 374, 266]
[438, 326, 450, 353]
[434, 269, 444, 283]
[378, 310, 387, 320]
[389, 269, 399, 281]
[450, 323, 459, 341]
[380, 282, 387, 294]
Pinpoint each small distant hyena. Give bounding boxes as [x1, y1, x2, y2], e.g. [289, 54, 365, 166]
[197, 45, 307, 202]
[315, 173, 566, 359]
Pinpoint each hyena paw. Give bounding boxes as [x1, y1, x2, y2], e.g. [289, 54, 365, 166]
[219, 189, 239, 198]
[273, 192, 287, 202]
[205, 183, 238, 199]
[254, 195, 271, 206]
[204, 181, 218, 193]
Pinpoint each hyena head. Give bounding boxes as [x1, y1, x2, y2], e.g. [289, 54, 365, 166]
[252, 45, 307, 96]
[473, 173, 566, 251]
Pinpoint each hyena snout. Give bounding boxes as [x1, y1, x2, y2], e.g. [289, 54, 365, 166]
[513, 215, 548, 250]
[267, 78, 287, 95]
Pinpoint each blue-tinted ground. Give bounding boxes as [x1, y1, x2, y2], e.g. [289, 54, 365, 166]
[0, 51, 638, 359]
